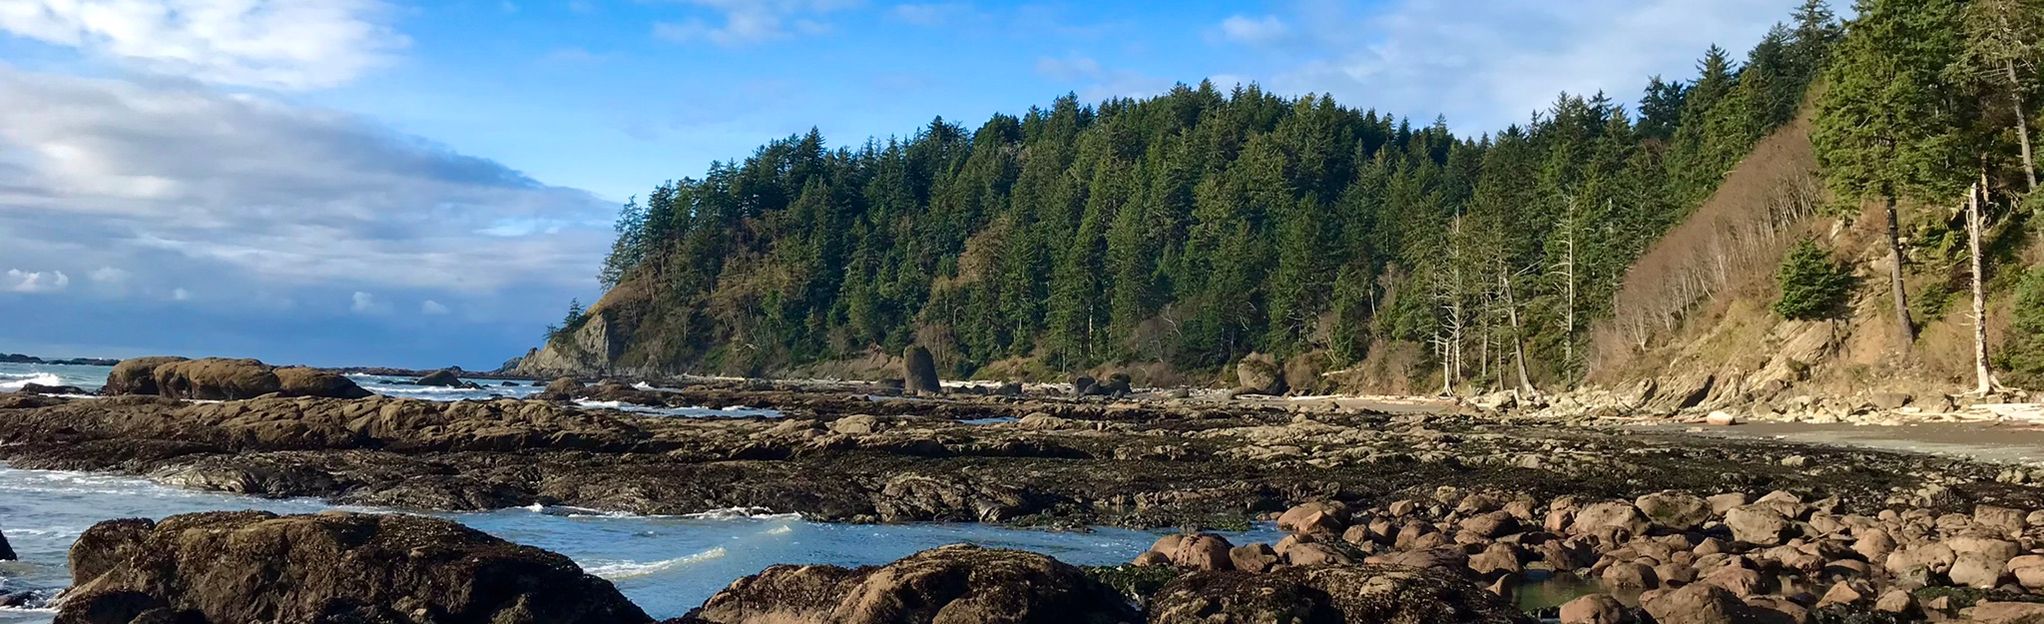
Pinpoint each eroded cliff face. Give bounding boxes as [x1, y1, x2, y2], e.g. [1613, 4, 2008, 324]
[517, 309, 625, 377]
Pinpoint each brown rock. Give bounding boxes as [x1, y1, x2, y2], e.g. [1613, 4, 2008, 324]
[1276, 502, 1349, 534]
[1147, 564, 1534, 624]
[1170, 533, 1235, 571]
[901, 346, 941, 397]
[1571, 501, 1649, 538]
[1641, 584, 1751, 624]
[1228, 544, 1279, 573]
[1602, 562, 1660, 590]
[100, 356, 188, 395]
[693, 543, 1136, 624]
[1723, 505, 1791, 545]
[57, 511, 648, 624]
[1559, 594, 1628, 624]
[1970, 602, 2044, 624]
[1635, 492, 1712, 531]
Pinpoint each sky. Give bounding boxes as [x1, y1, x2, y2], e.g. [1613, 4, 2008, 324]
[0, 0, 1797, 369]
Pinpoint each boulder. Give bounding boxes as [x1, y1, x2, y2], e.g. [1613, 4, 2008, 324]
[1070, 376, 1096, 398]
[689, 544, 1136, 624]
[1087, 373, 1133, 398]
[1635, 492, 1712, 531]
[413, 369, 468, 387]
[57, 511, 649, 624]
[1170, 533, 1236, 571]
[1641, 584, 1754, 624]
[150, 358, 282, 400]
[101, 356, 188, 395]
[17, 383, 88, 395]
[273, 367, 373, 399]
[1146, 564, 1535, 624]
[1723, 505, 1790, 545]
[1276, 502, 1349, 534]
[1229, 543, 1280, 573]
[1559, 594, 1628, 624]
[1971, 602, 2044, 624]
[0, 526, 13, 560]
[1570, 501, 1650, 538]
[539, 377, 585, 401]
[1948, 536, 2020, 588]
[1234, 352, 1286, 396]
[902, 346, 941, 397]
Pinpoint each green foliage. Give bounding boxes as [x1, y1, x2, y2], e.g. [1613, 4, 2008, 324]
[578, 3, 1844, 382]
[1774, 240, 1856, 320]
[1813, 0, 1970, 206]
[2001, 266, 2044, 388]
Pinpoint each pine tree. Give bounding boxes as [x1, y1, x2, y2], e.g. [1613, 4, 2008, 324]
[1773, 239, 1854, 320]
[1815, 0, 1970, 350]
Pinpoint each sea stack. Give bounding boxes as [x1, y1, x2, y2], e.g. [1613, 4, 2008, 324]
[903, 345, 940, 396]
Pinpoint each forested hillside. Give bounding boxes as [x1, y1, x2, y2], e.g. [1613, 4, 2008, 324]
[523, 0, 2044, 394]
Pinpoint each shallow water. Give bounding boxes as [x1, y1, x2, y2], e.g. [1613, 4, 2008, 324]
[0, 363, 110, 394]
[0, 464, 1279, 622]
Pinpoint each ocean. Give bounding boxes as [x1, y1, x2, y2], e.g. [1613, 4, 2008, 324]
[0, 363, 1277, 621]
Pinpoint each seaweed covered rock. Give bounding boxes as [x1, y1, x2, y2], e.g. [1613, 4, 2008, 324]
[100, 356, 188, 396]
[56, 511, 649, 624]
[103, 357, 370, 400]
[1146, 564, 1534, 624]
[903, 345, 941, 397]
[687, 544, 1136, 624]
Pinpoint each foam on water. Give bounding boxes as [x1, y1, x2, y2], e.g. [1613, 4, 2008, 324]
[0, 373, 61, 391]
[584, 547, 729, 580]
[572, 400, 782, 419]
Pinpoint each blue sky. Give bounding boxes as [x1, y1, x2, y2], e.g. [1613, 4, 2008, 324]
[0, 0, 1793, 368]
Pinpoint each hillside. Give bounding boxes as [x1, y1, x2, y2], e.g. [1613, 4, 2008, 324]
[519, 0, 2044, 399]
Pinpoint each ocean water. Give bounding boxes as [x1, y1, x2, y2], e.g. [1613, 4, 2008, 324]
[0, 463, 1274, 622]
[0, 363, 110, 395]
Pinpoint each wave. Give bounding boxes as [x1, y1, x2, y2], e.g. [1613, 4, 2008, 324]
[583, 547, 728, 580]
[0, 372, 61, 390]
[682, 506, 802, 521]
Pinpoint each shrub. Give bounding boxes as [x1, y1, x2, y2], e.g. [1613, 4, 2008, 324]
[1773, 239, 1855, 320]
[2000, 265, 2044, 388]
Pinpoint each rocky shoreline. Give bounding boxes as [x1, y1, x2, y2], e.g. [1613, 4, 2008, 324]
[9, 362, 2044, 621]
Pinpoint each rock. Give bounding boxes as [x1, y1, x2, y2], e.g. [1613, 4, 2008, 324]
[1276, 502, 1349, 534]
[1706, 493, 1749, 515]
[1867, 392, 1912, 410]
[1641, 584, 1754, 624]
[1468, 543, 1522, 577]
[1571, 501, 1649, 538]
[691, 544, 1136, 624]
[1460, 510, 1520, 538]
[1133, 551, 1170, 567]
[1723, 505, 1791, 545]
[1700, 566, 1766, 597]
[1873, 590, 1916, 614]
[994, 382, 1023, 397]
[1970, 602, 2044, 624]
[414, 369, 468, 387]
[1602, 562, 1660, 589]
[1559, 594, 1628, 624]
[151, 358, 282, 400]
[1976, 505, 2028, 536]
[273, 367, 373, 399]
[829, 414, 885, 435]
[1816, 581, 1865, 608]
[1947, 535, 2020, 588]
[101, 356, 189, 395]
[1146, 564, 1534, 624]
[0, 526, 13, 560]
[17, 383, 88, 395]
[902, 346, 941, 397]
[1070, 376, 1095, 398]
[1635, 492, 1712, 531]
[1885, 542, 1955, 580]
[1852, 528, 1896, 561]
[57, 511, 649, 624]
[1086, 373, 1133, 398]
[539, 376, 585, 400]
[1229, 543, 1280, 573]
[1704, 411, 1740, 426]
[1234, 352, 1286, 396]
[1169, 533, 1235, 571]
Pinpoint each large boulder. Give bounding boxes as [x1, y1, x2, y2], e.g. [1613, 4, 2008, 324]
[687, 544, 1136, 624]
[1641, 584, 1758, 624]
[152, 358, 281, 400]
[1147, 564, 1534, 624]
[1635, 491, 1712, 531]
[56, 511, 650, 624]
[100, 356, 189, 395]
[273, 367, 373, 399]
[1235, 352, 1286, 395]
[902, 346, 941, 397]
[414, 369, 469, 387]
[538, 377, 586, 401]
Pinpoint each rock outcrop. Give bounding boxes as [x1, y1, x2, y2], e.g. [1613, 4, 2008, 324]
[0, 525, 14, 560]
[414, 369, 470, 387]
[1147, 564, 1534, 624]
[101, 357, 370, 400]
[57, 511, 650, 624]
[684, 544, 1135, 624]
[902, 346, 941, 396]
[1234, 352, 1286, 395]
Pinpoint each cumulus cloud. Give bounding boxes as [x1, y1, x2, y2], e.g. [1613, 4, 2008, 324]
[652, 0, 859, 46]
[1230, 0, 1785, 130]
[1216, 15, 1287, 45]
[350, 291, 388, 314]
[0, 0, 406, 89]
[420, 299, 450, 315]
[5, 268, 69, 293]
[170, 287, 191, 301]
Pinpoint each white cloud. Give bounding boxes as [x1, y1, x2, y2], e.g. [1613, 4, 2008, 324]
[5, 268, 68, 293]
[420, 299, 450, 315]
[88, 266, 129, 283]
[0, 66, 613, 297]
[1217, 15, 1287, 44]
[170, 287, 191, 301]
[652, 0, 858, 46]
[350, 290, 387, 314]
[0, 0, 406, 90]
[1234, 0, 1784, 131]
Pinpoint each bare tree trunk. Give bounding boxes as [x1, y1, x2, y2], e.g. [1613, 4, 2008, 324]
[2011, 60, 2039, 193]
[1498, 263, 1537, 398]
[1969, 176, 1999, 395]
[1882, 195, 1916, 351]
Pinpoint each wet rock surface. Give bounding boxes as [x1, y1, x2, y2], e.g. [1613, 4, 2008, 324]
[55, 511, 650, 624]
[679, 543, 1136, 624]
